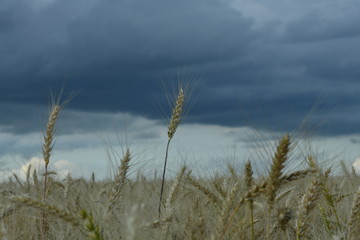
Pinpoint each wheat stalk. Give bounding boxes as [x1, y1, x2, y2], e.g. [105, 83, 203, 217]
[159, 87, 185, 217]
[186, 174, 221, 206]
[216, 182, 239, 239]
[41, 91, 73, 239]
[245, 160, 255, 240]
[12, 173, 23, 189]
[160, 166, 186, 240]
[25, 165, 32, 192]
[42, 91, 73, 200]
[266, 134, 291, 239]
[42, 101, 61, 236]
[348, 186, 360, 239]
[320, 175, 343, 232]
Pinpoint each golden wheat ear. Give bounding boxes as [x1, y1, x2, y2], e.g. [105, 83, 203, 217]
[42, 104, 60, 169]
[295, 173, 322, 239]
[267, 134, 291, 205]
[107, 148, 131, 214]
[9, 196, 80, 227]
[167, 87, 184, 140]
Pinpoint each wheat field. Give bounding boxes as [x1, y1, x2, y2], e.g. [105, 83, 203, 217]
[0, 90, 359, 240]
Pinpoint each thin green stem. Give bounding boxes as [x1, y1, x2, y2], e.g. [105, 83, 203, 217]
[159, 138, 172, 217]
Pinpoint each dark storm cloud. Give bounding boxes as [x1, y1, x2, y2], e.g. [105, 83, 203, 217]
[283, 10, 360, 43]
[1, 0, 360, 136]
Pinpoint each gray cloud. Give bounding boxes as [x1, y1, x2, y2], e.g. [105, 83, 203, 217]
[283, 2, 360, 43]
[1, 0, 360, 136]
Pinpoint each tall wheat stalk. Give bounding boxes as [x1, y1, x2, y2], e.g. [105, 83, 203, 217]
[245, 160, 255, 240]
[266, 134, 291, 239]
[41, 103, 61, 239]
[295, 174, 322, 240]
[160, 166, 186, 240]
[158, 87, 185, 217]
[41, 91, 72, 239]
[348, 186, 360, 239]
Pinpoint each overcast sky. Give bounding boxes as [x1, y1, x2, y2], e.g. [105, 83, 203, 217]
[1, 0, 360, 180]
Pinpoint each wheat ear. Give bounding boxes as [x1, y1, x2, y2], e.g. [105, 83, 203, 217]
[295, 174, 322, 240]
[165, 166, 186, 209]
[43, 104, 60, 168]
[267, 134, 291, 205]
[167, 87, 184, 139]
[43, 104, 61, 200]
[186, 174, 221, 205]
[25, 164, 32, 192]
[9, 196, 80, 226]
[340, 160, 350, 177]
[108, 148, 131, 213]
[279, 169, 316, 184]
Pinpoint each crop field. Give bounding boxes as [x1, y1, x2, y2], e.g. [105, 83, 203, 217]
[0, 88, 359, 240]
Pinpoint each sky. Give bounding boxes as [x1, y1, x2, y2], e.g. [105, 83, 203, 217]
[1, 0, 360, 180]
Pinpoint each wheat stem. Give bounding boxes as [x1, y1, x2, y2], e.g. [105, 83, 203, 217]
[159, 87, 185, 217]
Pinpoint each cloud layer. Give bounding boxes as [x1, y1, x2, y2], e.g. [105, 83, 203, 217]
[1, 0, 360, 137]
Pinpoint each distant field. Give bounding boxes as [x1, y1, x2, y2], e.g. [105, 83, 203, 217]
[1, 155, 359, 240]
